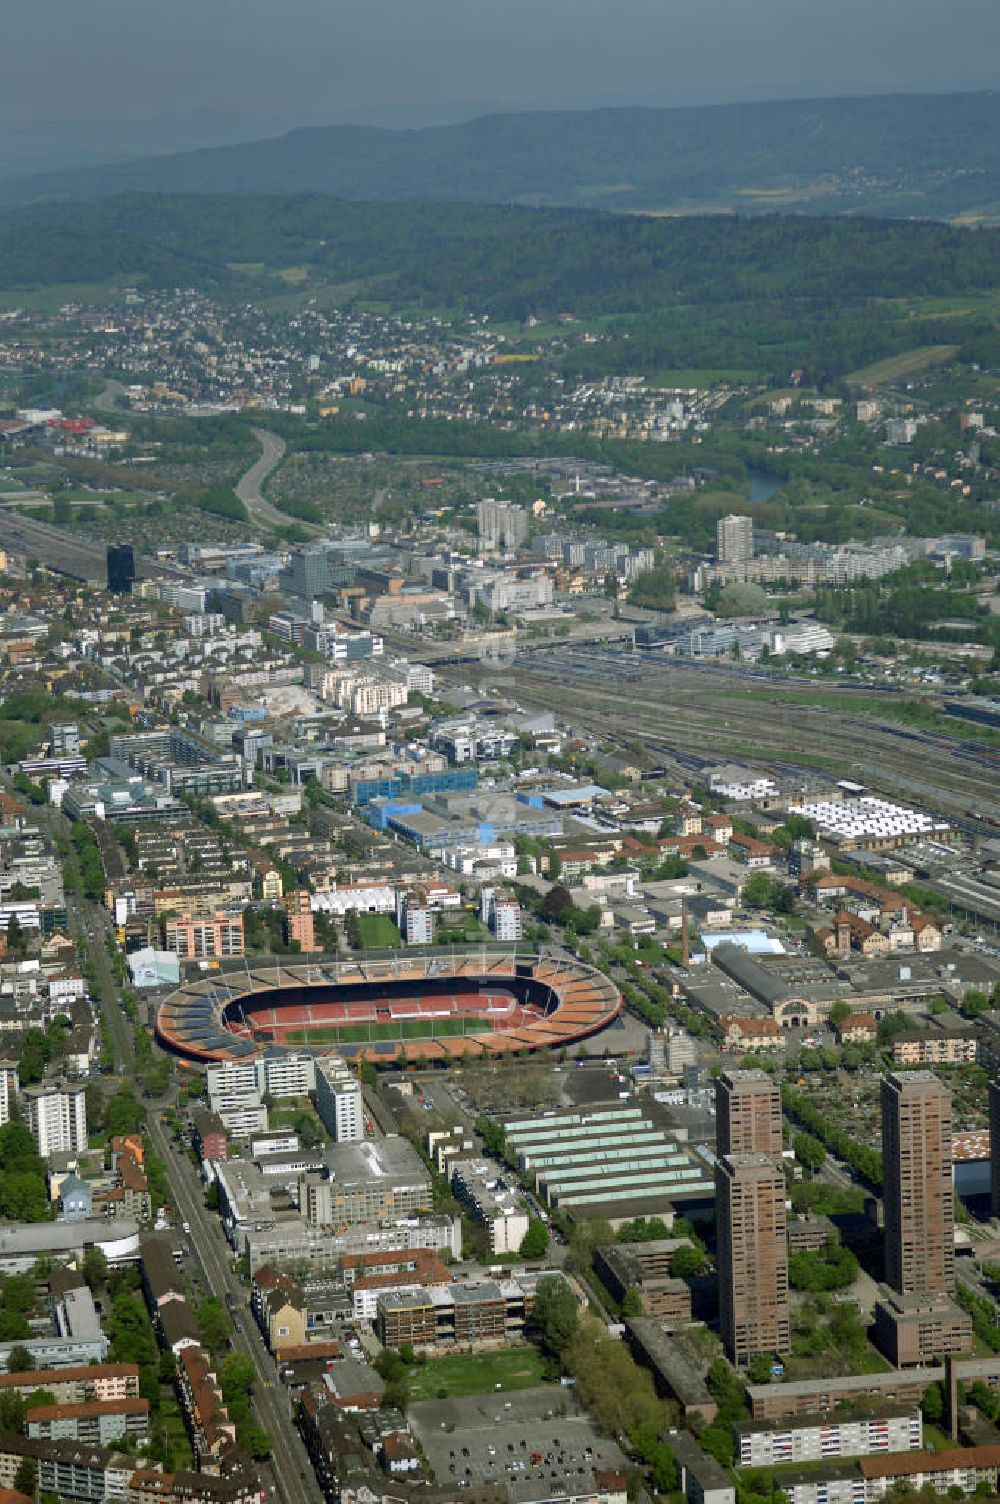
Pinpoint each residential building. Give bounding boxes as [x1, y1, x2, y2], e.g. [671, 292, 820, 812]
[448, 1159, 529, 1255]
[715, 1070, 782, 1159]
[164, 910, 245, 961]
[0, 1061, 18, 1127]
[395, 888, 434, 945]
[990, 1078, 1000, 1218]
[716, 1153, 789, 1366]
[312, 1055, 363, 1142]
[26, 1397, 150, 1447]
[882, 1071, 954, 1296]
[873, 1290, 972, 1366]
[24, 1081, 87, 1159]
[283, 891, 319, 953]
[734, 1408, 922, 1469]
[191, 1110, 229, 1163]
[476, 498, 529, 553]
[479, 886, 523, 942]
[717, 515, 754, 564]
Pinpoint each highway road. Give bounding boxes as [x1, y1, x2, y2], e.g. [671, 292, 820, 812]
[236, 429, 305, 531]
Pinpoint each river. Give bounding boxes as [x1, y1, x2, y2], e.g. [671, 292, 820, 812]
[747, 467, 784, 504]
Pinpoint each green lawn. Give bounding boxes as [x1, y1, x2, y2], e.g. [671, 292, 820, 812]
[285, 1015, 495, 1045]
[406, 1346, 548, 1402]
[648, 367, 760, 387]
[0, 278, 140, 312]
[159, 1387, 194, 1469]
[355, 915, 402, 947]
[845, 343, 959, 386]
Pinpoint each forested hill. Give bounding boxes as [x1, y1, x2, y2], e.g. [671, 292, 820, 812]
[1, 195, 998, 317]
[2, 91, 999, 221]
[4, 196, 999, 384]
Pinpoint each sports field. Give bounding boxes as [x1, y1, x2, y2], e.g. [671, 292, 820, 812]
[284, 1015, 496, 1045]
[405, 1347, 548, 1402]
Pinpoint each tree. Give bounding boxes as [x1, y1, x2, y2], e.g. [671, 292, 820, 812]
[922, 1382, 944, 1424]
[7, 1346, 34, 1374]
[237, 1421, 273, 1458]
[0, 1390, 26, 1432]
[519, 1218, 549, 1260]
[743, 872, 776, 909]
[81, 1247, 107, 1292]
[381, 1380, 409, 1412]
[0, 1311, 30, 1341]
[219, 1352, 255, 1403]
[532, 1274, 579, 1362]
[794, 1133, 827, 1175]
[2, 1275, 37, 1314]
[747, 1354, 775, 1385]
[197, 1298, 231, 1354]
[670, 1242, 706, 1278]
[13, 1457, 35, 1497]
[621, 1289, 643, 1318]
[105, 1092, 146, 1135]
[5, 913, 26, 956]
[539, 884, 573, 923]
[0, 1173, 50, 1224]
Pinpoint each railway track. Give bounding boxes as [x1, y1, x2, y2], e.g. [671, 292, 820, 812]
[456, 648, 999, 826]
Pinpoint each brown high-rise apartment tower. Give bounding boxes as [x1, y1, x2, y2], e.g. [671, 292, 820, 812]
[716, 1069, 783, 1159]
[717, 1152, 790, 1365]
[989, 1080, 1000, 1219]
[882, 1071, 954, 1296]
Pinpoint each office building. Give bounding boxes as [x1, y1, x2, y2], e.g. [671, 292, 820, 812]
[717, 515, 754, 564]
[312, 1055, 363, 1142]
[298, 1138, 431, 1228]
[715, 1070, 783, 1159]
[717, 1152, 789, 1365]
[107, 544, 135, 595]
[882, 1071, 954, 1296]
[24, 1081, 87, 1159]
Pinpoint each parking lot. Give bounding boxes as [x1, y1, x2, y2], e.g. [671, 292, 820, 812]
[409, 1386, 626, 1492]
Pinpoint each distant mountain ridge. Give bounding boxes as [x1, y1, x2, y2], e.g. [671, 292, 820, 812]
[3, 91, 999, 220]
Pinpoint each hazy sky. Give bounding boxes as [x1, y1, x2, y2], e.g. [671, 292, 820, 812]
[5, 0, 999, 133]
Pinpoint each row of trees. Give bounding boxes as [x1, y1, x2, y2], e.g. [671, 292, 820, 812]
[782, 1085, 883, 1189]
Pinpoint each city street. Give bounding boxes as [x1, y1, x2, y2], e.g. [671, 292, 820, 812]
[29, 784, 325, 1504]
[146, 1114, 323, 1504]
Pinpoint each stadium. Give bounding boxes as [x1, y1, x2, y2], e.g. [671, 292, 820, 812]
[154, 951, 623, 1068]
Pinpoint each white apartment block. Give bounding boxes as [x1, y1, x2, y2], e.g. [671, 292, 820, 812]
[480, 886, 523, 942]
[736, 1410, 922, 1469]
[207, 1061, 260, 1117]
[395, 889, 435, 945]
[216, 1104, 269, 1141]
[350, 677, 408, 717]
[25, 1081, 87, 1159]
[313, 1055, 364, 1142]
[259, 1052, 316, 1099]
[0, 1061, 18, 1127]
[450, 1158, 529, 1255]
[207, 1053, 317, 1117]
